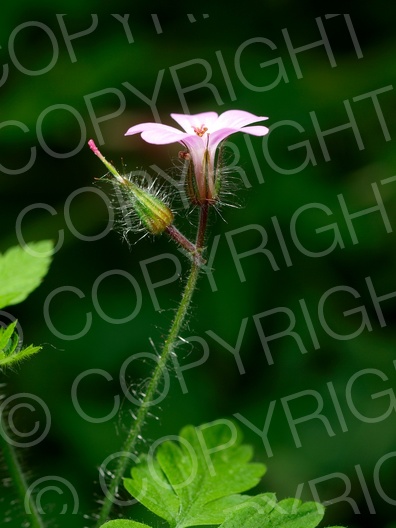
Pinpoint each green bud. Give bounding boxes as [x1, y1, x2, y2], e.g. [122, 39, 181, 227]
[124, 180, 174, 235]
[88, 139, 173, 235]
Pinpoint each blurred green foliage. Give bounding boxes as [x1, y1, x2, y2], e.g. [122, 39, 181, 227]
[1, 3, 396, 528]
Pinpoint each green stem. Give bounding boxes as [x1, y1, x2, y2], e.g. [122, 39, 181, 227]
[0, 412, 45, 528]
[95, 205, 209, 527]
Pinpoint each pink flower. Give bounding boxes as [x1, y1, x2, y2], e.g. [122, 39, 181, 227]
[125, 110, 269, 204]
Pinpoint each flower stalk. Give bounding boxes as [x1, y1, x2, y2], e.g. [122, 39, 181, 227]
[95, 205, 208, 527]
[165, 224, 206, 266]
[91, 109, 269, 524]
[0, 411, 45, 528]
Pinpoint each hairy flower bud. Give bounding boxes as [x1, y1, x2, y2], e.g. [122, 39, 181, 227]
[88, 139, 173, 235]
[123, 179, 174, 235]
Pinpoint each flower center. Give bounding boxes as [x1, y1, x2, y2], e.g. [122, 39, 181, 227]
[192, 124, 208, 137]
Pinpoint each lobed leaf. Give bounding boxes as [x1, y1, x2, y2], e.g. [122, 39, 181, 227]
[100, 521, 153, 528]
[0, 240, 53, 309]
[124, 420, 266, 528]
[218, 494, 346, 528]
[0, 320, 18, 355]
[0, 322, 41, 368]
[0, 343, 42, 367]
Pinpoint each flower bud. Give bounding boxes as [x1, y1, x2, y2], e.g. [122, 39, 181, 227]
[123, 179, 174, 235]
[88, 139, 173, 235]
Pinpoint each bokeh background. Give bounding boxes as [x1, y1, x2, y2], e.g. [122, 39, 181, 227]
[1, 4, 396, 528]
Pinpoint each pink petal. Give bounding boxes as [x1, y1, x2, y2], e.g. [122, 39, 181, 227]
[238, 125, 270, 136]
[208, 125, 269, 153]
[125, 122, 171, 135]
[211, 110, 268, 132]
[179, 133, 207, 152]
[125, 122, 189, 145]
[171, 112, 218, 133]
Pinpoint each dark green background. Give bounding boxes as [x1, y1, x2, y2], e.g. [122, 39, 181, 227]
[1, 4, 396, 528]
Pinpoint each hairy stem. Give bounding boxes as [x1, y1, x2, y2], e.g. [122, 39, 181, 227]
[195, 202, 209, 250]
[95, 205, 209, 527]
[165, 225, 205, 266]
[0, 411, 45, 528]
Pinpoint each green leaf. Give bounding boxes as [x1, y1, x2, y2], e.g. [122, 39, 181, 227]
[0, 320, 18, 355]
[124, 420, 266, 528]
[218, 495, 325, 527]
[0, 322, 41, 368]
[0, 240, 53, 309]
[100, 521, 153, 528]
[0, 343, 42, 367]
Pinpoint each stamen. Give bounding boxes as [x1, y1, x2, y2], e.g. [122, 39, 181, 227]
[192, 124, 208, 137]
